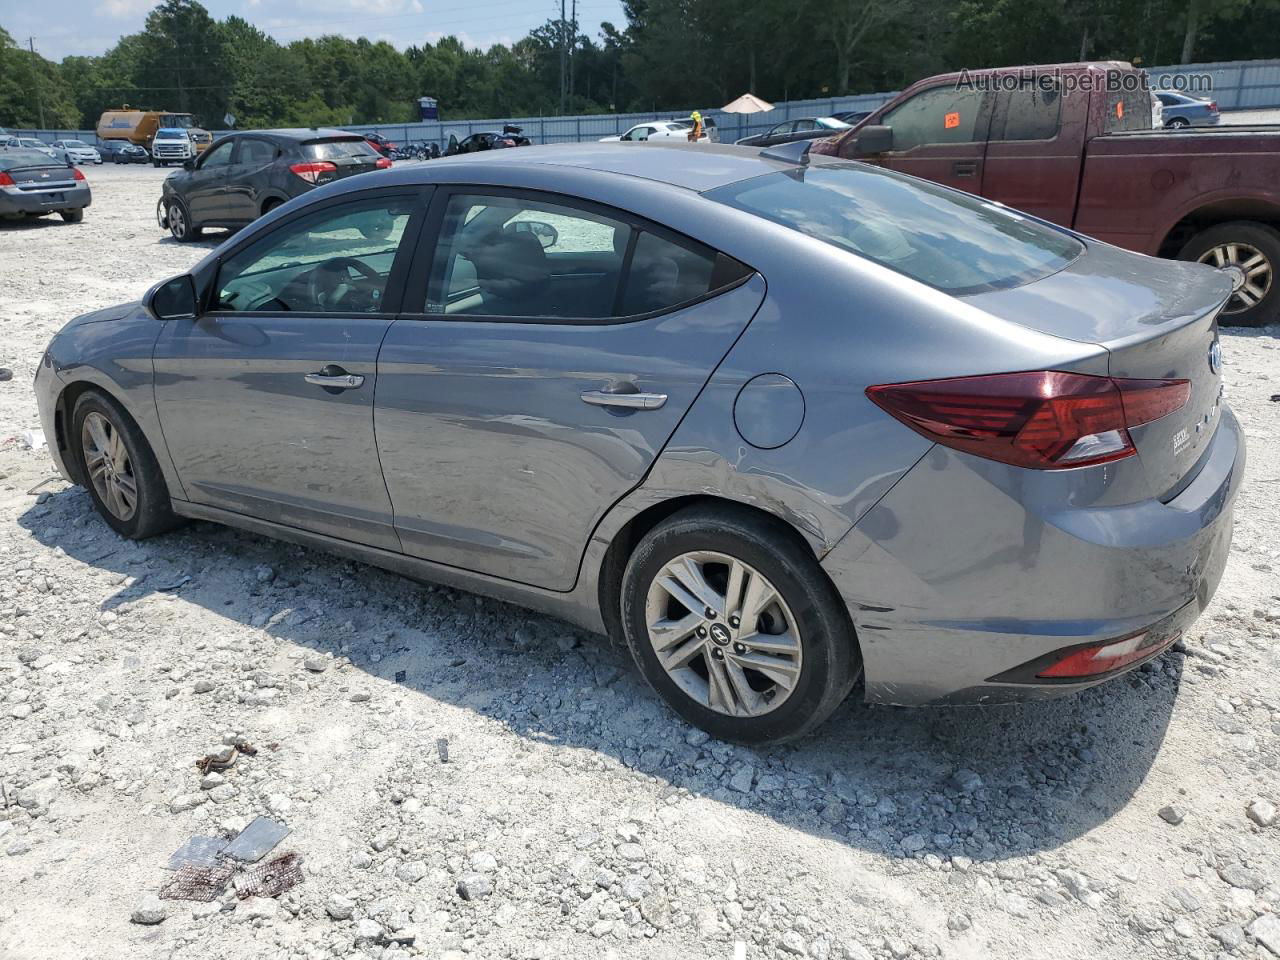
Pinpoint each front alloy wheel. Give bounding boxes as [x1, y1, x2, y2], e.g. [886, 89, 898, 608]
[81, 411, 138, 522]
[645, 551, 802, 717]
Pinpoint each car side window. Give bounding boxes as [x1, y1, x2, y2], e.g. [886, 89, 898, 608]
[993, 83, 1061, 141]
[214, 196, 414, 314]
[237, 138, 275, 165]
[200, 140, 235, 169]
[794, 119, 816, 131]
[1104, 87, 1154, 133]
[882, 86, 988, 150]
[424, 192, 749, 321]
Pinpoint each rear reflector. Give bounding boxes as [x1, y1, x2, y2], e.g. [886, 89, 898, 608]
[1037, 630, 1181, 678]
[289, 160, 337, 184]
[867, 371, 1189, 469]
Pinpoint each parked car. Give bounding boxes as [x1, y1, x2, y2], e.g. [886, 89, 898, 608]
[103, 141, 150, 164]
[49, 139, 103, 164]
[600, 120, 694, 142]
[0, 148, 91, 223]
[735, 116, 851, 148]
[36, 142, 1241, 743]
[831, 110, 872, 126]
[3, 137, 57, 159]
[363, 132, 396, 158]
[157, 128, 391, 241]
[151, 127, 196, 166]
[446, 126, 533, 155]
[816, 60, 1280, 325]
[1156, 91, 1220, 128]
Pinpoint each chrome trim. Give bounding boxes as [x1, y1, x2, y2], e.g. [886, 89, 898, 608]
[580, 389, 668, 410]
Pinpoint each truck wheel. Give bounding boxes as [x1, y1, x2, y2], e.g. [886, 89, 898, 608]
[60, 208, 84, 224]
[152, 159, 160, 168]
[1179, 221, 1280, 327]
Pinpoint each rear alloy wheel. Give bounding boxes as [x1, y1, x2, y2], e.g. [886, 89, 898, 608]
[72, 391, 180, 539]
[1180, 221, 1280, 327]
[621, 505, 859, 745]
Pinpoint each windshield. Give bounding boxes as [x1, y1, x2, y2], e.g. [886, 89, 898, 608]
[707, 162, 1083, 294]
[159, 114, 194, 128]
[816, 117, 852, 129]
[63, 140, 88, 147]
[157, 128, 188, 139]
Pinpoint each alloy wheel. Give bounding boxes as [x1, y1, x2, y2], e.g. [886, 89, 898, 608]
[81, 412, 137, 521]
[644, 551, 802, 717]
[1198, 241, 1273, 314]
[169, 203, 186, 239]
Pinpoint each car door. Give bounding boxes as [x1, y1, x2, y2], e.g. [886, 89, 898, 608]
[221, 136, 279, 223]
[183, 138, 236, 222]
[153, 189, 427, 549]
[869, 84, 993, 193]
[374, 187, 765, 590]
[981, 80, 1083, 227]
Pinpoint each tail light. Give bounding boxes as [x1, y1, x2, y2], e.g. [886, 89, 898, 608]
[375, 157, 392, 169]
[1036, 630, 1181, 678]
[289, 160, 337, 184]
[867, 371, 1189, 470]
[498, 138, 515, 146]
[72, 168, 86, 181]
[0, 173, 13, 186]
[1208, 101, 1219, 112]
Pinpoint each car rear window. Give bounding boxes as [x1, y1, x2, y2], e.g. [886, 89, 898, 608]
[0, 149, 63, 170]
[706, 162, 1082, 294]
[305, 139, 377, 160]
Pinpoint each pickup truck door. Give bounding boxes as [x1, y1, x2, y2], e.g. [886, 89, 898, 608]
[979, 82, 1084, 228]
[870, 84, 992, 194]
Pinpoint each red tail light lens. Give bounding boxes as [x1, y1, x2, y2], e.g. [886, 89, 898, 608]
[867, 371, 1189, 470]
[0, 172, 14, 186]
[374, 157, 392, 169]
[72, 167, 86, 181]
[1037, 630, 1181, 678]
[1208, 101, 1219, 112]
[289, 160, 337, 184]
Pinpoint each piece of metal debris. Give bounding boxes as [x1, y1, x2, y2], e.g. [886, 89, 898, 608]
[233, 851, 303, 899]
[222, 816, 290, 863]
[164, 835, 228, 871]
[394, 669, 406, 683]
[159, 863, 234, 902]
[157, 575, 192, 592]
[436, 738, 449, 763]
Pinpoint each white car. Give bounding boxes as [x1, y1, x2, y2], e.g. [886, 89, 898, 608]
[3, 137, 57, 158]
[600, 120, 695, 143]
[49, 139, 103, 164]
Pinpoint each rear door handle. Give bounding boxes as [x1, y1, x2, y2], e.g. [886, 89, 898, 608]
[953, 160, 978, 178]
[305, 368, 365, 390]
[581, 390, 667, 410]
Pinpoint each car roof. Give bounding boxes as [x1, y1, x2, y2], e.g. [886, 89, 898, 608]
[391, 141, 814, 192]
[232, 128, 363, 141]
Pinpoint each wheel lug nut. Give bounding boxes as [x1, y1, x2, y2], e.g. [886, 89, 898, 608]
[696, 626, 708, 638]
[711, 648, 724, 660]
[733, 643, 746, 655]
[705, 607, 717, 619]
[729, 616, 740, 628]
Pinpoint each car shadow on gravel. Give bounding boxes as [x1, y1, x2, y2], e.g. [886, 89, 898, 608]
[19, 486, 1182, 865]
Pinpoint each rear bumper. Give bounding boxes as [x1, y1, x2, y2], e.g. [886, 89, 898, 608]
[822, 405, 1245, 705]
[0, 182, 91, 215]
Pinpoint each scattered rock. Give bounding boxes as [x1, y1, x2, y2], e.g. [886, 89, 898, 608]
[947, 769, 983, 794]
[1248, 914, 1280, 955]
[1157, 804, 1186, 825]
[456, 873, 492, 901]
[1246, 799, 1277, 827]
[326, 895, 355, 920]
[131, 895, 168, 925]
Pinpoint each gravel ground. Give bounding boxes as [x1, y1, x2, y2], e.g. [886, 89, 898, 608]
[1, 164, 1279, 960]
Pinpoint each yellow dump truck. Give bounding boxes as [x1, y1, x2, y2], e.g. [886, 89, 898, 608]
[96, 109, 213, 154]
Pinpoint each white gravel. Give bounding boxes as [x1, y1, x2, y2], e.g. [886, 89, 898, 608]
[1, 163, 1279, 960]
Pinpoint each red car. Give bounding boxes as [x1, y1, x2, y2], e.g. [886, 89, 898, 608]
[816, 61, 1280, 326]
[363, 132, 396, 158]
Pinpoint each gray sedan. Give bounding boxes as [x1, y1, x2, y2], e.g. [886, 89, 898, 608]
[1156, 92, 1221, 128]
[34, 143, 1243, 743]
[0, 148, 91, 222]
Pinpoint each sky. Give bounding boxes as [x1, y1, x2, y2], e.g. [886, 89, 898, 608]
[1, 0, 629, 62]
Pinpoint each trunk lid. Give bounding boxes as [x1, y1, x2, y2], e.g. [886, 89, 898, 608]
[962, 243, 1232, 497]
[4, 161, 74, 186]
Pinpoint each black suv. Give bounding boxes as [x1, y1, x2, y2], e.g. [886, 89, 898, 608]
[158, 128, 389, 242]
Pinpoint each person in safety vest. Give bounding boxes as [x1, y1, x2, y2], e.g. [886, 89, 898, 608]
[687, 111, 704, 142]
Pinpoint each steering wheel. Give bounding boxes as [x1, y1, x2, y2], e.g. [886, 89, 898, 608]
[306, 257, 382, 310]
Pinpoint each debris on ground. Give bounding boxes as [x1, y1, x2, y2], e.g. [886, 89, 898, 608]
[221, 816, 290, 863]
[158, 864, 235, 903]
[232, 851, 303, 899]
[164, 835, 229, 871]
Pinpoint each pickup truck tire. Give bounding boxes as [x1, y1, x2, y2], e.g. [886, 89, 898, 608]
[1179, 221, 1280, 327]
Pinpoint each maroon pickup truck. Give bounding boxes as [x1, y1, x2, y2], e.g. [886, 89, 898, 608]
[816, 61, 1280, 326]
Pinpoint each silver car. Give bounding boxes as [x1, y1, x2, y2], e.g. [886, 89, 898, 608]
[34, 143, 1243, 744]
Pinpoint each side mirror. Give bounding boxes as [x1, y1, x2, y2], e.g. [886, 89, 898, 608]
[183, 158, 195, 170]
[147, 274, 198, 320]
[853, 124, 893, 155]
[508, 220, 559, 249]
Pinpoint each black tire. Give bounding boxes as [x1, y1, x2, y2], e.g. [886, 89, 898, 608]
[165, 198, 201, 242]
[71, 390, 181, 540]
[1166, 117, 1190, 129]
[152, 159, 160, 167]
[60, 208, 84, 223]
[261, 197, 282, 217]
[620, 505, 860, 745]
[1178, 220, 1280, 327]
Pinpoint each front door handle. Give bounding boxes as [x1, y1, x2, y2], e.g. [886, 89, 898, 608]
[305, 367, 365, 390]
[581, 389, 667, 410]
[953, 160, 978, 178]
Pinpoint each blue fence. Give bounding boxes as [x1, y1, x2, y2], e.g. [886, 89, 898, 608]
[9, 57, 1280, 147]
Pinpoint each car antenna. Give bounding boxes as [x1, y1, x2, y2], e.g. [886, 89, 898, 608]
[760, 139, 812, 166]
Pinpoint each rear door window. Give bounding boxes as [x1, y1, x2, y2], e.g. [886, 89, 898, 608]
[708, 162, 1082, 294]
[236, 138, 276, 165]
[992, 83, 1062, 141]
[1104, 86, 1154, 132]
